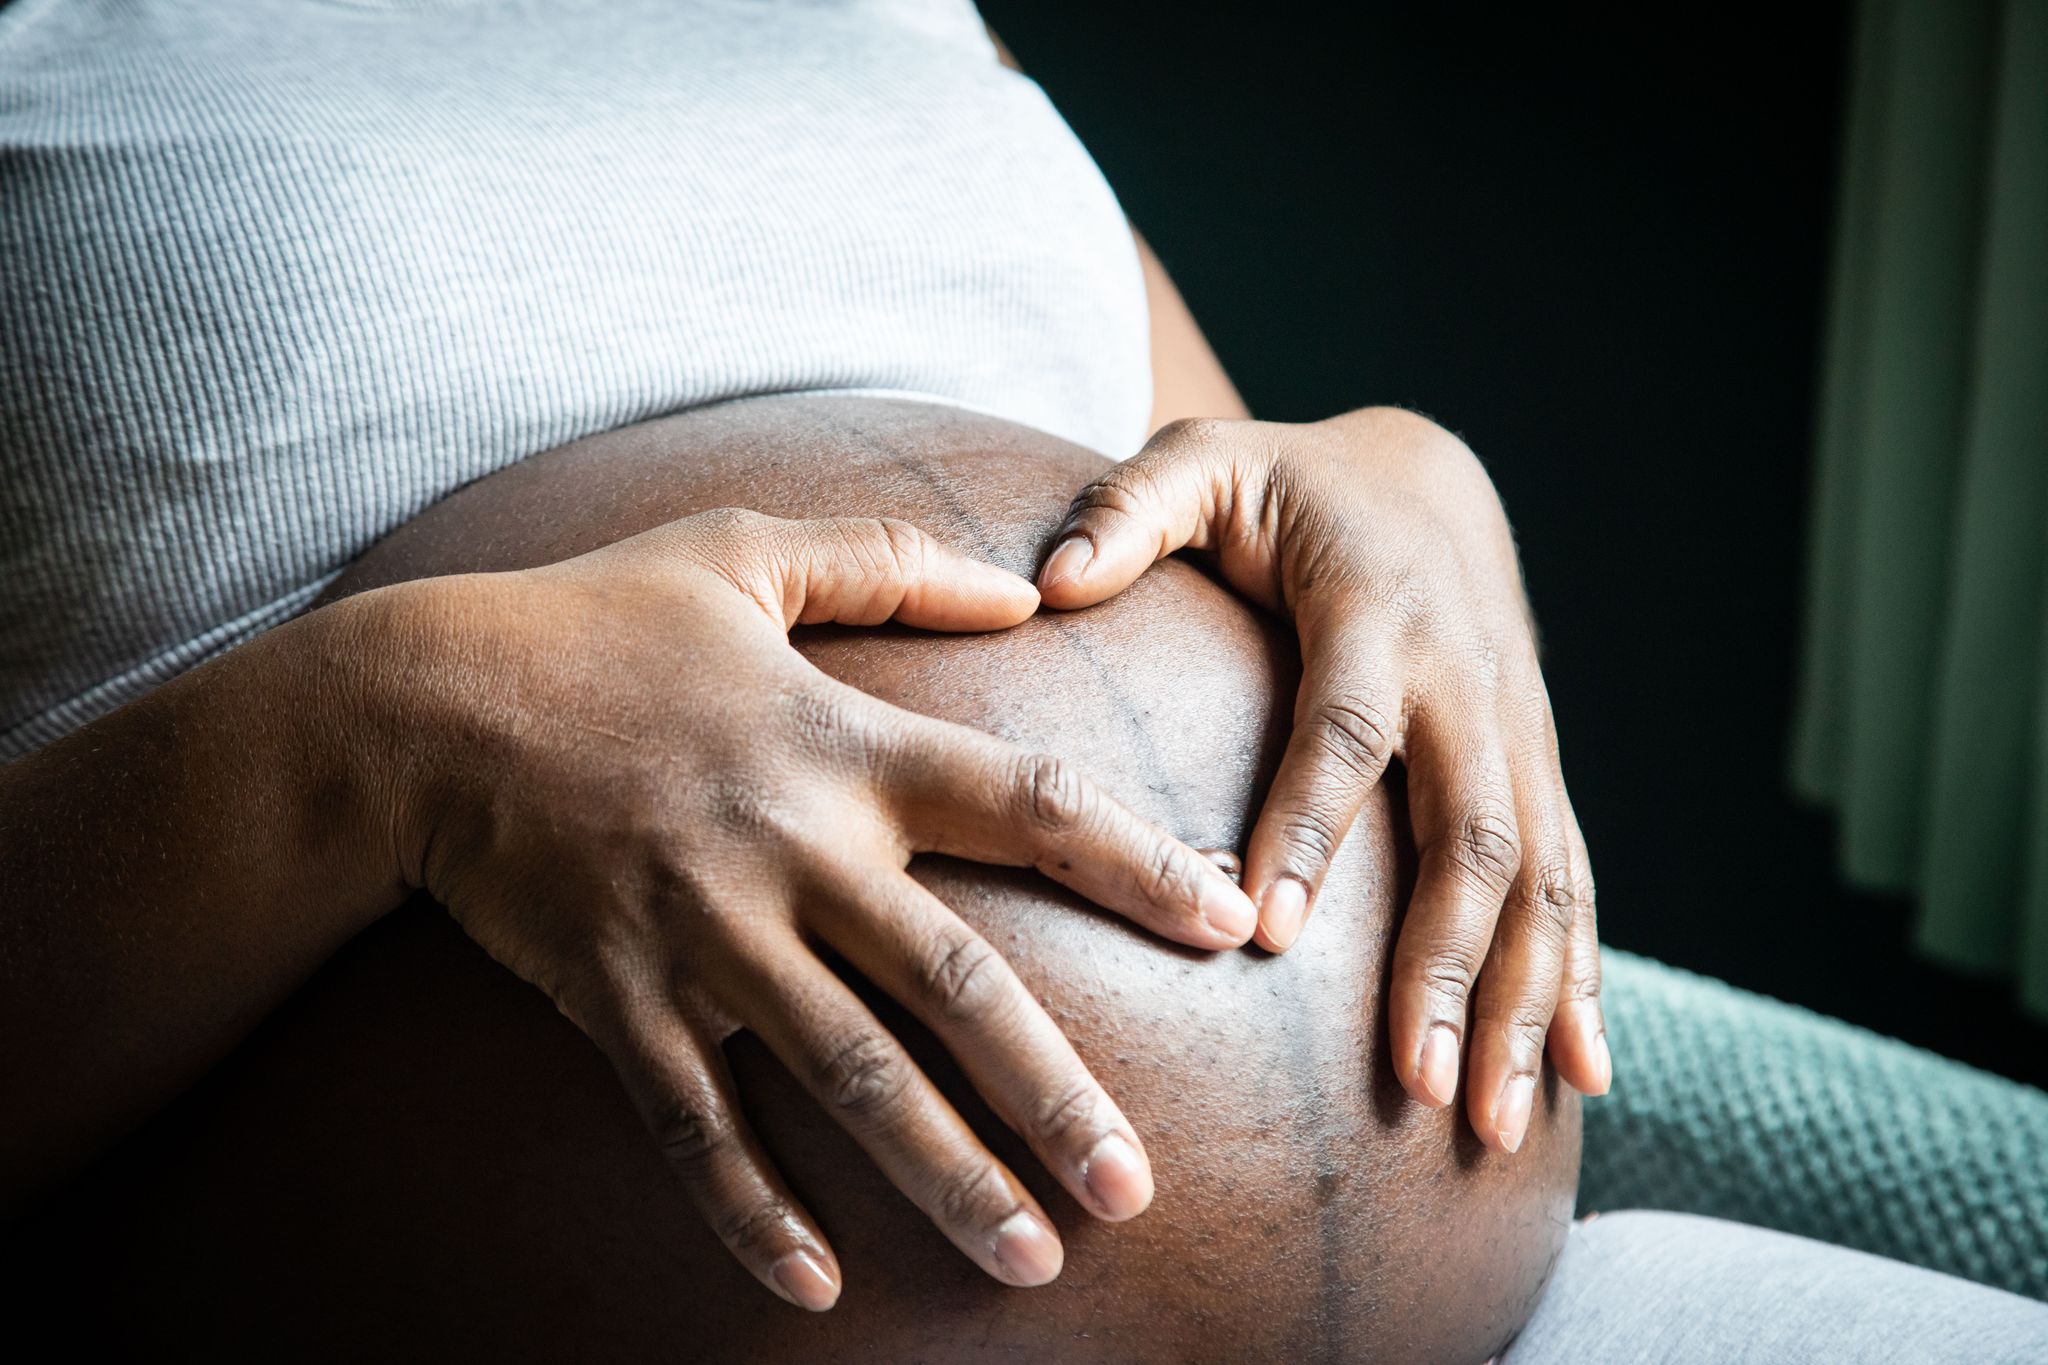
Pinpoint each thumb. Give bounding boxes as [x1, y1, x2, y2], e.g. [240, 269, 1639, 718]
[1037, 419, 1254, 610]
[721, 512, 1040, 632]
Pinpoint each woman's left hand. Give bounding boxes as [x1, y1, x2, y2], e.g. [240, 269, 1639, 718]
[1036, 407, 1609, 1153]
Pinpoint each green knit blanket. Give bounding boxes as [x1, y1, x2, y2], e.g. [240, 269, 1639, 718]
[1583, 950, 2048, 1300]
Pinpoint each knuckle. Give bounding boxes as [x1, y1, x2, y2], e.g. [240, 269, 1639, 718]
[914, 928, 1009, 1022]
[1307, 695, 1396, 779]
[1475, 999, 1554, 1061]
[781, 684, 876, 765]
[1392, 939, 1482, 1015]
[700, 773, 780, 840]
[1018, 753, 1093, 837]
[813, 1031, 913, 1121]
[1523, 862, 1578, 935]
[1137, 840, 1201, 912]
[692, 775, 823, 864]
[875, 517, 932, 581]
[1069, 467, 1152, 521]
[1031, 1080, 1106, 1152]
[1414, 952, 1480, 1004]
[1470, 639, 1508, 696]
[1383, 571, 1439, 636]
[1506, 1010, 1555, 1058]
[1274, 802, 1346, 870]
[692, 505, 774, 548]
[1446, 806, 1521, 892]
[930, 1158, 1011, 1231]
[712, 1199, 793, 1260]
[647, 1095, 737, 1177]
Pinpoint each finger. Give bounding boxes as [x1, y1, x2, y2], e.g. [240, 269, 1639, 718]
[738, 947, 1067, 1288]
[884, 718, 1258, 949]
[1463, 766, 1577, 1155]
[1242, 622, 1403, 953]
[1037, 419, 1260, 609]
[594, 1000, 842, 1311]
[1546, 794, 1610, 1096]
[1383, 714, 1521, 1117]
[694, 509, 1041, 632]
[817, 867, 1153, 1222]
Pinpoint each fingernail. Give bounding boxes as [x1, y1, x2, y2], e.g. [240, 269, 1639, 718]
[1594, 1031, 1613, 1095]
[965, 559, 1042, 612]
[1418, 1026, 1459, 1107]
[1258, 877, 1308, 952]
[1041, 536, 1094, 589]
[991, 1210, 1063, 1286]
[769, 1249, 840, 1311]
[1081, 1132, 1153, 1221]
[1495, 1073, 1537, 1154]
[1198, 872, 1258, 943]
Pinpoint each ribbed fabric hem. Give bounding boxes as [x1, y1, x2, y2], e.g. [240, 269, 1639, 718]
[0, 570, 343, 762]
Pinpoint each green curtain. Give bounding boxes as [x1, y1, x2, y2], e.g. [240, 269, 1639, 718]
[1793, 0, 2048, 1017]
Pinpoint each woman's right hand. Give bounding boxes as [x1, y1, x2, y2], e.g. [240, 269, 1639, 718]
[362, 508, 1259, 1311]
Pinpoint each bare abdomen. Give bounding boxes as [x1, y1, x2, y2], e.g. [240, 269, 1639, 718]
[15, 397, 1577, 1362]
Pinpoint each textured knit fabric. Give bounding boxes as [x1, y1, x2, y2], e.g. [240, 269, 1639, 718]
[1505, 1211, 2048, 1364]
[1585, 949, 2048, 1301]
[0, 0, 1151, 759]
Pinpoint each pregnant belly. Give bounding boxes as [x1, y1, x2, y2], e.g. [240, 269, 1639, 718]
[11, 395, 1578, 1363]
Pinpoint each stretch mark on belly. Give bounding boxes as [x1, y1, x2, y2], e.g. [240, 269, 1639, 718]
[862, 424, 1200, 836]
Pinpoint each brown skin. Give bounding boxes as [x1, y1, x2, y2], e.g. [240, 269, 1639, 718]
[9, 395, 1578, 1363]
[1003, 32, 1606, 1135]
[0, 443, 1257, 1307]
[1040, 410, 1610, 1151]
[0, 148, 1595, 1307]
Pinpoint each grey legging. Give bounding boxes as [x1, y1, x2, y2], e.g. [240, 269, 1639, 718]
[1505, 1211, 2048, 1363]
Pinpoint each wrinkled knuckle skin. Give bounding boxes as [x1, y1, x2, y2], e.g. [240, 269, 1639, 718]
[1067, 470, 1148, 523]
[1561, 940, 1606, 1005]
[876, 517, 930, 579]
[814, 1032, 912, 1121]
[1507, 1011, 1555, 1062]
[915, 930, 1007, 1022]
[648, 1096, 736, 1178]
[1474, 1000, 1555, 1065]
[1407, 953, 1480, 1015]
[1563, 969, 1605, 1006]
[1138, 842, 1200, 915]
[1309, 696, 1396, 780]
[1275, 802, 1345, 871]
[781, 684, 873, 766]
[1448, 808, 1521, 892]
[931, 1159, 1011, 1233]
[1471, 640, 1507, 697]
[693, 505, 773, 550]
[699, 774, 784, 845]
[1031, 1080, 1106, 1154]
[1526, 863, 1578, 934]
[1020, 753, 1092, 838]
[713, 1199, 795, 1261]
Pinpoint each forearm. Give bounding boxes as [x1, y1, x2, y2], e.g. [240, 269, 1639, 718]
[0, 589, 413, 1207]
[1134, 230, 1249, 433]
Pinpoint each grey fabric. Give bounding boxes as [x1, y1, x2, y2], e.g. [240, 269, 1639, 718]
[0, 0, 1150, 759]
[1505, 1212, 2048, 1364]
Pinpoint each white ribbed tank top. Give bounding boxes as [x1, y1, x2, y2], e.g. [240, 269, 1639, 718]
[0, 0, 1151, 758]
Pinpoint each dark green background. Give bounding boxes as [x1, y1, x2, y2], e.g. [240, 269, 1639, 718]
[978, 1, 2048, 1086]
